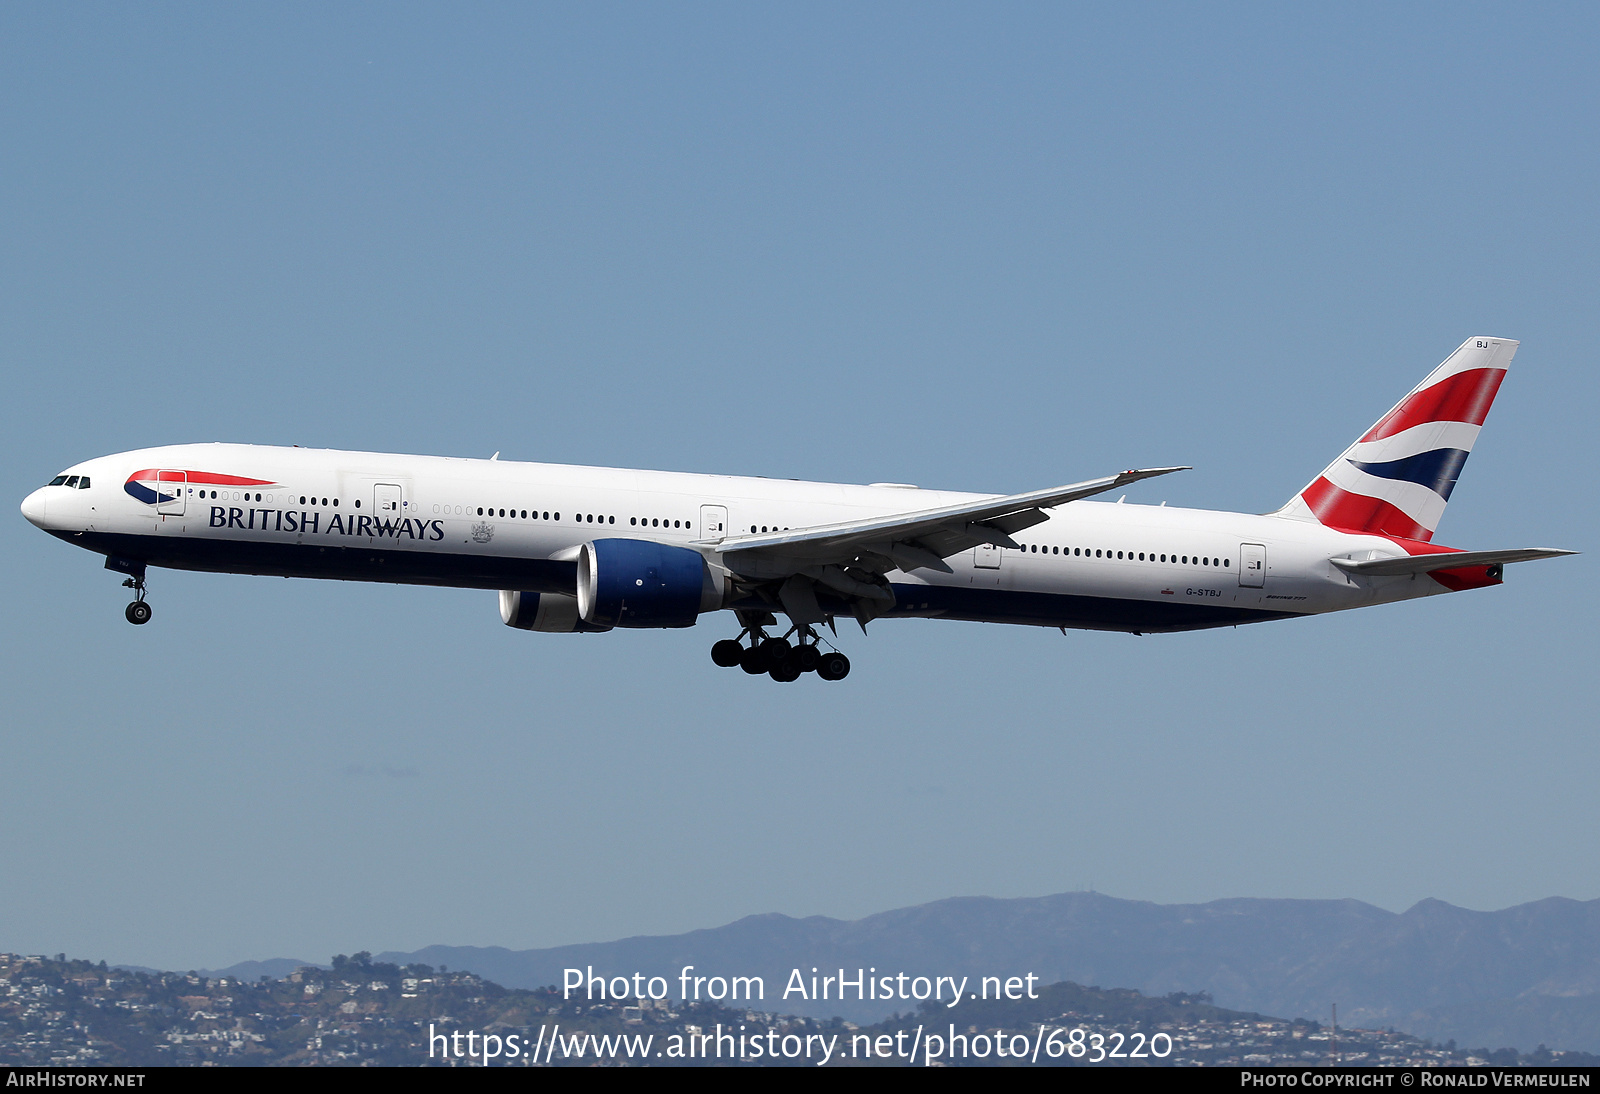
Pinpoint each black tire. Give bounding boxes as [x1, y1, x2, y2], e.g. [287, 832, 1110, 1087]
[125, 601, 152, 626]
[769, 658, 802, 683]
[739, 645, 769, 675]
[759, 637, 791, 662]
[817, 652, 850, 681]
[796, 645, 822, 673]
[711, 639, 744, 668]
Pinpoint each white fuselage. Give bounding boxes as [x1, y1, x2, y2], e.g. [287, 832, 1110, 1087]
[21, 442, 1462, 636]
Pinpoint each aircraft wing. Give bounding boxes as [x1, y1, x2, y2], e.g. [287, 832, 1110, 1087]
[697, 466, 1188, 624]
[1330, 547, 1576, 576]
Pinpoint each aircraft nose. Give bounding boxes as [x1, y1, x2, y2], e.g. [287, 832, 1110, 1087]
[20, 487, 47, 528]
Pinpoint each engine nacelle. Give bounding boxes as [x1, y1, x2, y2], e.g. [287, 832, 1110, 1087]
[499, 590, 612, 633]
[576, 538, 725, 628]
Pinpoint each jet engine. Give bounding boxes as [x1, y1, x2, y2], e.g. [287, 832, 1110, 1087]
[499, 590, 612, 633]
[576, 538, 727, 628]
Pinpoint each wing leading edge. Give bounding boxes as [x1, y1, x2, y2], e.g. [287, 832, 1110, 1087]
[696, 466, 1189, 626]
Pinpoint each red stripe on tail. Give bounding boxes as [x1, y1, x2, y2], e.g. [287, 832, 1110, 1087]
[1360, 368, 1506, 442]
[1300, 477, 1432, 541]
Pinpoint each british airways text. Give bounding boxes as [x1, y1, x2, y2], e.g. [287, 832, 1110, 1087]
[208, 507, 446, 540]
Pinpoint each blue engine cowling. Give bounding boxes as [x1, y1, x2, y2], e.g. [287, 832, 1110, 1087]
[499, 590, 613, 633]
[576, 538, 724, 628]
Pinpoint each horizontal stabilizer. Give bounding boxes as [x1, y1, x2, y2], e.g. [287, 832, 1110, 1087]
[1330, 547, 1575, 577]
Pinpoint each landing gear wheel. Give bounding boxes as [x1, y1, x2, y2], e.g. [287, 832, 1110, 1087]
[796, 645, 822, 673]
[759, 637, 791, 663]
[739, 645, 770, 675]
[768, 657, 802, 683]
[125, 601, 152, 626]
[816, 651, 850, 681]
[711, 639, 744, 668]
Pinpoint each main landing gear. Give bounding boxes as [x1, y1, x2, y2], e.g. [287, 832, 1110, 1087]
[711, 617, 850, 683]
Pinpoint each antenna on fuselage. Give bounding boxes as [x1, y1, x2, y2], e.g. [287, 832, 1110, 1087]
[490, 452, 500, 461]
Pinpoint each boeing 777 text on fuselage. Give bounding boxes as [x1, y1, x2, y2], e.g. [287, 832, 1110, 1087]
[20, 337, 1574, 681]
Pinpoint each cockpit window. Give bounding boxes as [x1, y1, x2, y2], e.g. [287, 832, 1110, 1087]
[64, 476, 80, 488]
[48, 475, 69, 486]
[76, 477, 90, 489]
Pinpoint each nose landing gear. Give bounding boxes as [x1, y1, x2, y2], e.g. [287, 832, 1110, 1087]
[708, 612, 850, 682]
[106, 556, 152, 625]
[122, 574, 151, 626]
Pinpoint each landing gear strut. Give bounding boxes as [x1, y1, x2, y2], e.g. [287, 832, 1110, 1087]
[708, 613, 849, 682]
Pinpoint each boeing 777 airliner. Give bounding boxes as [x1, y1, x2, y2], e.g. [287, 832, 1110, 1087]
[20, 337, 1574, 681]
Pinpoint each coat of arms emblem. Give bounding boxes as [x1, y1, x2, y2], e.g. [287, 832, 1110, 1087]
[471, 522, 494, 544]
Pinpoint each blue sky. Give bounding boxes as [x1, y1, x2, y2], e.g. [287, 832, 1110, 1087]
[2, 3, 1595, 971]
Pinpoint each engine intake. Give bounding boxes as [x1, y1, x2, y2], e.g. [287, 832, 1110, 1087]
[576, 538, 724, 628]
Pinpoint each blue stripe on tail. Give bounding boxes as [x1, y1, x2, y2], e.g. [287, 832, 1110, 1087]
[1347, 448, 1470, 500]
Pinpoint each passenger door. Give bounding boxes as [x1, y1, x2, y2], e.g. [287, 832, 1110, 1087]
[1239, 543, 1266, 588]
[373, 483, 406, 539]
[374, 484, 403, 520]
[156, 470, 186, 517]
[699, 504, 728, 542]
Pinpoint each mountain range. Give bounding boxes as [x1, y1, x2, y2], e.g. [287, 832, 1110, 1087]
[175, 891, 1600, 1053]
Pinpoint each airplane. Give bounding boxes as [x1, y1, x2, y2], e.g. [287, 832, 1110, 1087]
[19, 336, 1575, 682]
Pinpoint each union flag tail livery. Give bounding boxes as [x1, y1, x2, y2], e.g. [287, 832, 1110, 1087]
[1276, 337, 1515, 541]
[19, 334, 1574, 681]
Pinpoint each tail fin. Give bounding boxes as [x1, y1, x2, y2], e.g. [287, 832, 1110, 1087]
[1275, 336, 1517, 541]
